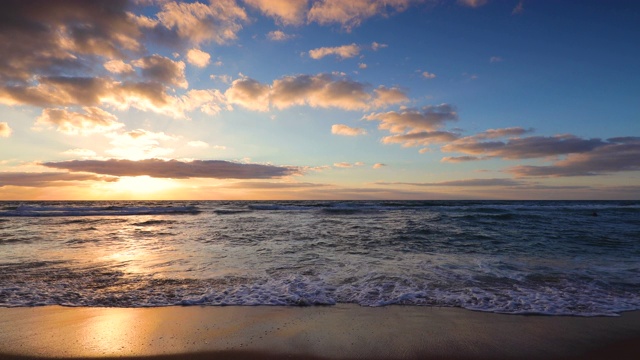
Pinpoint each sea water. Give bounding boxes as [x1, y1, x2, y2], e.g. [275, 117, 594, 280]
[0, 200, 638, 316]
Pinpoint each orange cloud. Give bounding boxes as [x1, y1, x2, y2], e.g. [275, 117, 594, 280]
[308, 43, 360, 59]
[186, 48, 211, 68]
[308, 0, 415, 31]
[245, 0, 308, 25]
[0, 122, 11, 138]
[331, 124, 367, 136]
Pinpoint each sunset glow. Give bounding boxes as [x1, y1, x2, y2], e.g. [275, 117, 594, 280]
[0, 0, 638, 200]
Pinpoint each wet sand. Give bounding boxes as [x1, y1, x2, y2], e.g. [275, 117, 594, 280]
[0, 305, 639, 359]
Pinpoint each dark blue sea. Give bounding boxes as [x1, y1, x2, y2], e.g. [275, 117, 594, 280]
[1, 200, 638, 316]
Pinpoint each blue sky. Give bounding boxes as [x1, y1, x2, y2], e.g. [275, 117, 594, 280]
[0, 0, 638, 200]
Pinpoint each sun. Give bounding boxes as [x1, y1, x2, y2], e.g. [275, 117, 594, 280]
[104, 175, 179, 198]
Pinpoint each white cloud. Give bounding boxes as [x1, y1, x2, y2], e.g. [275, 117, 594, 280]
[332, 124, 367, 136]
[187, 140, 209, 148]
[186, 48, 211, 68]
[62, 148, 97, 159]
[373, 163, 386, 169]
[308, 43, 360, 60]
[176, 89, 231, 116]
[0, 122, 11, 138]
[358, 63, 368, 69]
[490, 56, 503, 63]
[106, 129, 178, 160]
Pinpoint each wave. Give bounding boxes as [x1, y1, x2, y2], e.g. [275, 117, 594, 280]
[1, 268, 638, 316]
[0, 204, 201, 217]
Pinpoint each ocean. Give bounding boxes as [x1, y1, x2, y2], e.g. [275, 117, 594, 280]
[0, 200, 638, 316]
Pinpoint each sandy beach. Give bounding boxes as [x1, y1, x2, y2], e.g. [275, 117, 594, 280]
[0, 305, 639, 359]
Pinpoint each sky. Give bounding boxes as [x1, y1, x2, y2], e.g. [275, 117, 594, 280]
[0, 0, 639, 200]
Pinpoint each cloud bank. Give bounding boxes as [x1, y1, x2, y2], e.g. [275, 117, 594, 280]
[43, 159, 301, 179]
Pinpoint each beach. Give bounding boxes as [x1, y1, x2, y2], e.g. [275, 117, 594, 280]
[1, 305, 639, 359]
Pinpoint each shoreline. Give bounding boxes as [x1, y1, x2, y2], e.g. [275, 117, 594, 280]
[1, 305, 639, 359]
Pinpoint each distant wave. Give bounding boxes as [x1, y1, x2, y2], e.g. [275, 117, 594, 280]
[0, 204, 201, 217]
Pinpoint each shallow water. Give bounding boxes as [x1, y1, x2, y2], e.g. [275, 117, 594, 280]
[1, 200, 639, 316]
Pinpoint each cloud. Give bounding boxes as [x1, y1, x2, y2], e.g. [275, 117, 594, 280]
[0, 76, 187, 118]
[62, 148, 97, 159]
[187, 140, 210, 148]
[43, 158, 301, 179]
[308, 43, 360, 59]
[506, 138, 640, 177]
[471, 127, 534, 139]
[371, 41, 388, 51]
[382, 131, 460, 147]
[224, 77, 271, 111]
[331, 124, 367, 136]
[442, 134, 606, 160]
[177, 88, 230, 116]
[210, 74, 233, 84]
[153, 0, 248, 45]
[372, 86, 409, 108]
[105, 129, 178, 160]
[377, 178, 523, 187]
[104, 60, 135, 74]
[271, 73, 369, 110]
[132, 54, 188, 88]
[512, 0, 524, 15]
[34, 107, 124, 135]
[267, 30, 294, 41]
[422, 71, 436, 79]
[490, 56, 503, 63]
[244, 0, 308, 25]
[373, 163, 386, 169]
[333, 162, 365, 168]
[0, 0, 142, 83]
[271, 73, 404, 111]
[0, 122, 11, 138]
[0, 172, 118, 188]
[440, 156, 484, 163]
[364, 104, 458, 133]
[222, 181, 329, 189]
[458, 0, 489, 8]
[307, 0, 415, 31]
[358, 63, 368, 69]
[186, 48, 211, 68]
